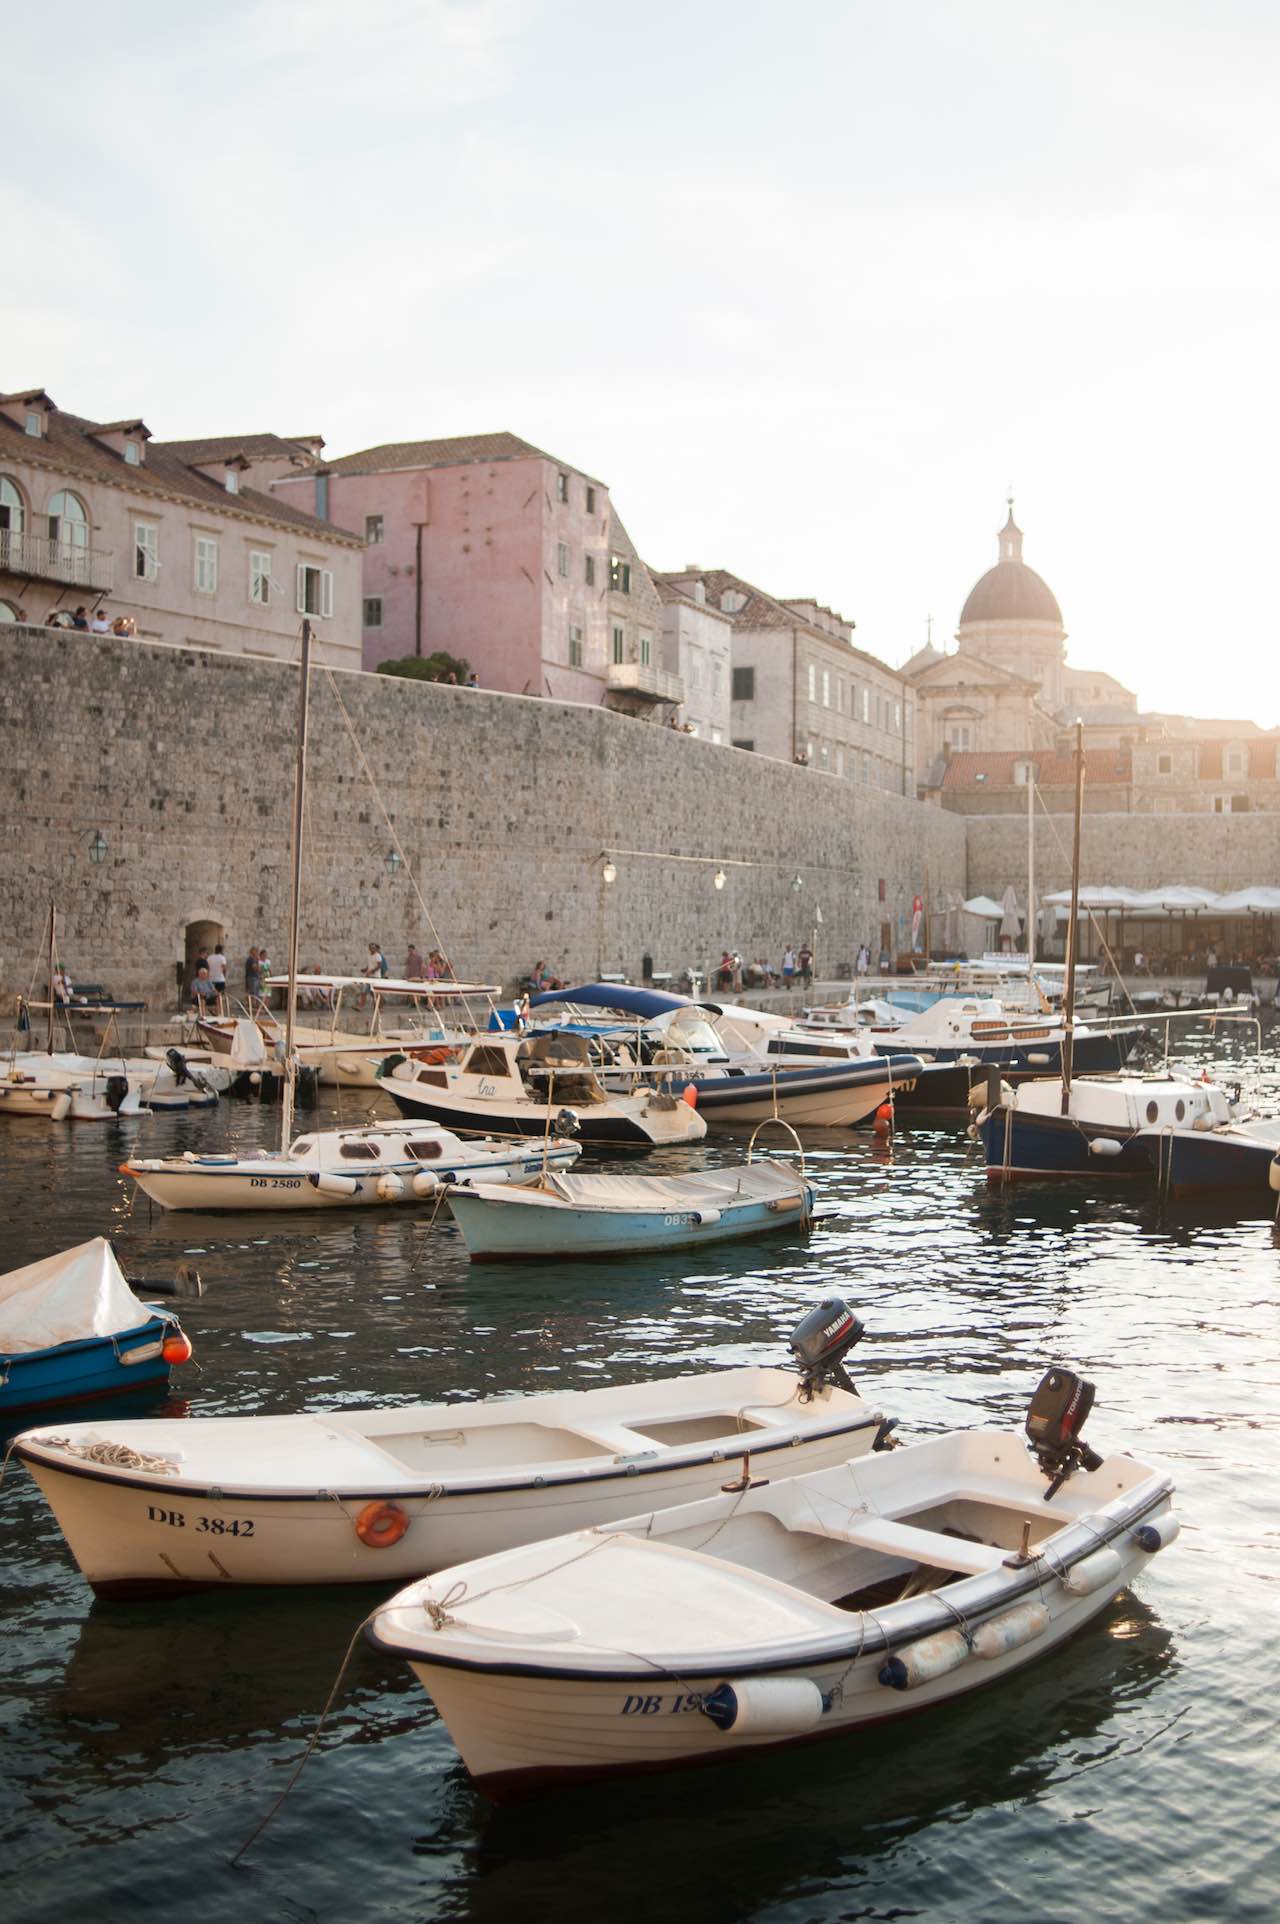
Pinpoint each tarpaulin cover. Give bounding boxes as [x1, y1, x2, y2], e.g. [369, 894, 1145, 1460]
[0, 1237, 151, 1354]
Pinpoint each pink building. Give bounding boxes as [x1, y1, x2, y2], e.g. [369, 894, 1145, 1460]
[0, 393, 361, 667]
[273, 431, 683, 711]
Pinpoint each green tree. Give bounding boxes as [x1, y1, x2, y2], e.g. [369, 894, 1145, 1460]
[376, 651, 471, 684]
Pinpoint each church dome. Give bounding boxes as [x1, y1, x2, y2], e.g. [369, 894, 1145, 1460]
[959, 506, 1062, 628]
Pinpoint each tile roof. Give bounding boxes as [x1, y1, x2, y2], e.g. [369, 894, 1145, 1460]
[159, 431, 323, 466]
[322, 430, 606, 487]
[0, 403, 359, 545]
[942, 748, 1132, 789]
[651, 576, 733, 619]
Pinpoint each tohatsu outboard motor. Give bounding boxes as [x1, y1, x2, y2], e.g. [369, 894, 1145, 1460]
[789, 1297, 865, 1400]
[1025, 1366, 1104, 1499]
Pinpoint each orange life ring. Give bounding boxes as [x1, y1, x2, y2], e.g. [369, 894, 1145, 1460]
[355, 1499, 410, 1549]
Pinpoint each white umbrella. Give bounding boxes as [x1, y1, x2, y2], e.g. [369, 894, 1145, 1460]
[999, 885, 1022, 946]
[962, 895, 1005, 920]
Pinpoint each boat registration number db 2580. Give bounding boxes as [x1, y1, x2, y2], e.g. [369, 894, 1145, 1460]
[249, 1177, 303, 1189]
[146, 1506, 255, 1536]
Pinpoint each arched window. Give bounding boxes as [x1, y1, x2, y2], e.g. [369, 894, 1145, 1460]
[48, 489, 88, 552]
[0, 477, 24, 568]
[0, 599, 19, 622]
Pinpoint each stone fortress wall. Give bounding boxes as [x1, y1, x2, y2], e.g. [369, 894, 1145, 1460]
[966, 811, 1280, 903]
[0, 626, 967, 1006]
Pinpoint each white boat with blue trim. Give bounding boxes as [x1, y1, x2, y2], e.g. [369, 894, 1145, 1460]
[369, 1368, 1177, 1797]
[446, 1157, 815, 1261]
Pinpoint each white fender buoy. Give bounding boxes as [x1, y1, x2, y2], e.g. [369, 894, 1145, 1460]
[692, 1207, 723, 1226]
[310, 1170, 361, 1197]
[1059, 1544, 1125, 1596]
[1269, 1156, 1280, 1194]
[970, 1602, 1050, 1660]
[879, 1627, 971, 1691]
[411, 1170, 439, 1198]
[1027, 1052, 1051, 1066]
[1132, 1513, 1180, 1554]
[701, 1677, 825, 1734]
[376, 1172, 406, 1202]
[1088, 1137, 1124, 1157]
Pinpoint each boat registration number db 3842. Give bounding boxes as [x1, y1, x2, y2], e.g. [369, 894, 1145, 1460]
[146, 1507, 255, 1536]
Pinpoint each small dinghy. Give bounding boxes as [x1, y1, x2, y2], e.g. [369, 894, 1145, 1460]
[14, 1300, 889, 1597]
[368, 1367, 1177, 1798]
[122, 1119, 581, 1212]
[445, 1157, 815, 1261]
[0, 1238, 193, 1418]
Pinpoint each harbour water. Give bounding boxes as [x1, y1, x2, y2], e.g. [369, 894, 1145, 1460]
[1, 1022, 1277, 1923]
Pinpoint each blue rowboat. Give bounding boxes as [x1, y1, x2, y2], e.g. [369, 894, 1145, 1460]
[0, 1238, 193, 1418]
[446, 1160, 817, 1261]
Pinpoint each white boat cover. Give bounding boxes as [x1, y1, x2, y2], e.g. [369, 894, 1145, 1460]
[544, 1162, 803, 1211]
[0, 1237, 152, 1354]
[228, 1019, 268, 1070]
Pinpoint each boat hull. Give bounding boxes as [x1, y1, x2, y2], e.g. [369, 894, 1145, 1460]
[16, 1410, 882, 1598]
[447, 1186, 816, 1260]
[124, 1143, 578, 1212]
[688, 1060, 920, 1127]
[0, 1316, 172, 1418]
[1161, 1128, 1280, 1198]
[981, 1105, 1157, 1181]
[382, 1084, 703, 1145]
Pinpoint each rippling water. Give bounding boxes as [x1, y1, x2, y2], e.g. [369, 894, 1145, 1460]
[2, 1022, 1277, 1922]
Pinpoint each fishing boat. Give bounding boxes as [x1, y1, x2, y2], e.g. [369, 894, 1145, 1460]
[195, 977, 498, 1087]
[976, 1070, 1237, 1180]
[122, 1118, 580, 1212]
[377, 1031, 707, 1145]
[0, 1238, 193, 1418]
[368, 1366, 1177, 1797]
[13, 1299, 891, 1597]
[1155, 1115, 1280, 1200]
[445, 1156, 816, 1261]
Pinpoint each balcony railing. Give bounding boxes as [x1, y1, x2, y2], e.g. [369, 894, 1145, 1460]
[606, 660, 685, 704]
[0, 530, 114, 591]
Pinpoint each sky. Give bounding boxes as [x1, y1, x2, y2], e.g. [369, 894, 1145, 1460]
[7, 0, 1279, 724]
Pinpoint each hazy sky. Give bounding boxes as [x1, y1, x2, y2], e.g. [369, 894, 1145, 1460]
[8, 1, 1278, 723]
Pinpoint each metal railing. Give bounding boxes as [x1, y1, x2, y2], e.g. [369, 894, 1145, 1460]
[606, 660, 685, 703]
[0, 529, 114, 591]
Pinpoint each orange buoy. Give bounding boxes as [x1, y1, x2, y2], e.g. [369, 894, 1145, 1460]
[873, 1102, 893, 1139]
[162, 1330, 193, 1366]
[682, 1084, 698, 1108]
[355, 1499, 410, 1549]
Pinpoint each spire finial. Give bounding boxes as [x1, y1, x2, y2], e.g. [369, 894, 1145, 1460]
[999, 494, 1023, 563]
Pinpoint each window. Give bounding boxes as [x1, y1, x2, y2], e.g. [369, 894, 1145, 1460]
[249, 549, 271, 605]
[807, 662, 817, 703]
[363, 597, 383, 628]
[569, 623, 583, 667]
[610, 555, 631, 593]
[944, 724, 972, 752]
[296, 563, 334, 618]
[0, 477, 25, 555]
[836, 749, 844, 776]
[732, 665, 754, 701]
[639, 631, 652, 666]
[557, 542, 569, 577]
[836, 679, 845, 713]
[819, 742, 829, 768]
[878, 878, 886, 902]
[862, 688, 870, 723]
[194, 535, 218, 594]
[1226, 750, 1245, 775]
[822, 669, 831, 708]
[732, 738, 755, 751]
[365, 514, 384, 545]
[48, 490, 88, 552]
[709, 726, 723, 744]
[688, 649, 703, 691]
[339, 1141, 381, 1161]
[134, 523, 159, 582]
[612, 624, 625, 664]
[586, 486, 596, 514]
[225, 468, 239, 494]
[557, 471, 569, 503]
[25, 411, 41, 437]
[0, 600, 18, 622]
[124, 440, 141, 467]
[1157, 753, 1172, 775]
[585, 554, 595, 587]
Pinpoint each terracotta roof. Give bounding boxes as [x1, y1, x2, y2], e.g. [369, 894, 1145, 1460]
[0, 404, 360, 545]
[322, 431, 605, 487]
[159, 431, 323, 466]
[942, 747, 1131, 789]
[959, 560, 1063, 627]
[651, 575, 733, 620]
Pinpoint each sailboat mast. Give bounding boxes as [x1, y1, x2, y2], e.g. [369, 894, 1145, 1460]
[1026, 758, 1036, 964]
[280, 620, 313, 1149]
[46, 902, 56, 1055]
[1059, 721, 1084, 1114]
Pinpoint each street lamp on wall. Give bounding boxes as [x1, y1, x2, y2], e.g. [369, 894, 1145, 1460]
[792, 874, 804, 892]
[713, 869, 726, 890]
[601, 858, 617, 886]
[385, 849, 402, 876]
[88, 831, 107, 866]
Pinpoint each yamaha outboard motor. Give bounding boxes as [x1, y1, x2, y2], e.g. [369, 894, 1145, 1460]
[789, 1297, 865, 1399]
[1025, 1366, 1103, 1499]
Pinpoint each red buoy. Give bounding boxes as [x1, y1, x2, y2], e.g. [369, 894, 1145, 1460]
[873, 1102, 893, 1139]
[162, 1330, 193, 1366]
[682, 1084, 698, 1108]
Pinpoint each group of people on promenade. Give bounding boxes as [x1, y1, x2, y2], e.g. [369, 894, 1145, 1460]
[715, 946, 814, 992]
[39, 605, 137, 636]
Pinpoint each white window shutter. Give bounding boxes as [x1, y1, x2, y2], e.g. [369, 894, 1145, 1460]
[296, 563, 307, 614]
[321, 569, 333, 619]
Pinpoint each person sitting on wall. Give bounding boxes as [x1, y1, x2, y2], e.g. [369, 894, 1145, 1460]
[111, 615, 137, 636]
[190, 965, 218, 1011]
[405, 943, 426, 981]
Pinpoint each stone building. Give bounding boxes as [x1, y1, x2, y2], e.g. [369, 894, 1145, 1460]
[272, 431, 681, 714]
[654, 576, 733, 741]
[659, 568, 914, 793]
[0, 391, 361, 667]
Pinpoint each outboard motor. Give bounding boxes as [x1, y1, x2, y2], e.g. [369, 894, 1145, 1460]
[166, 1046, 191, 1086]
[789, 1296, 865, 1399]
[555, 1106, 581, 1138]
[104, 1074, 130, 1113]
[1025, 1366, 1103, 1499]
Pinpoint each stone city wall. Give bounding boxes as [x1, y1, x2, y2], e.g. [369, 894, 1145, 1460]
[966, 809, 1280, 899]
[0, 625, 967, 1008]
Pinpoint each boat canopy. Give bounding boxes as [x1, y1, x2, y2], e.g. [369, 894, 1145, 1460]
[529, 983, 691, 1019]
[0, 1238, 152, 1354]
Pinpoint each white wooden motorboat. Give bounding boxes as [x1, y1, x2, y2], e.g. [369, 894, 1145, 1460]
[378, 1032, 707, 1145]
[195, 978, 498, 1087]
[122, 1119, 581, 1212]
[369, 1368, 1177, 1797]
[446, 1158, 816, 1261]
[13, 1300, 888, 1596]
[0, 1046, 222, 1120]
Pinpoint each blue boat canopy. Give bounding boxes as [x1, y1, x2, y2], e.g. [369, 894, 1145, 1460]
[528, 982, 695, 1020]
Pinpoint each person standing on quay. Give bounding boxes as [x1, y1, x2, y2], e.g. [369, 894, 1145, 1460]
[209, 942, 227, 1005]
[782, 945, 797, 988]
